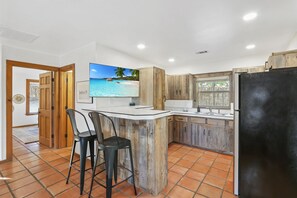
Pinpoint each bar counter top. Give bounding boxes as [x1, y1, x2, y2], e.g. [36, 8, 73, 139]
[83, 106, 171, 120]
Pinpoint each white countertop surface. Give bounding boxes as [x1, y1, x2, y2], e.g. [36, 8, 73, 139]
[171, 111, 234, 120]
[83, 106, 234, 121]
[83, 106, 171, 120]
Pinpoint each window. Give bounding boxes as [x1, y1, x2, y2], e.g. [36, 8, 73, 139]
[196, 76, 230, 108]
[26, 79, 40, 115]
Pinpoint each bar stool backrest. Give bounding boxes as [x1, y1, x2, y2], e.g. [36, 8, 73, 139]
[66, 109, 92, 137]
[88, 111, 120, 145]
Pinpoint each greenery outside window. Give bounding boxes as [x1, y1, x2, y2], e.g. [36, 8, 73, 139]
[26, 79, 40, 115]
[196, 76, 230, 108]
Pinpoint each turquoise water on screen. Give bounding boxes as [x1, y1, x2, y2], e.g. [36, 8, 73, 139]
[90, 79, 139, 97]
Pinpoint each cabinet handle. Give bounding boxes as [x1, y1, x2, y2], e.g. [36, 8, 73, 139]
[176, 90, 178, 95]
[179, 90, 181, 95]
[203, 129, 205, 135]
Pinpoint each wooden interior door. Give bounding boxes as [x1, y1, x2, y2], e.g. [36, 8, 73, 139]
[59, 70, 75, 147]
[66, 72, 74, 146]
[39, 72, 53, 147]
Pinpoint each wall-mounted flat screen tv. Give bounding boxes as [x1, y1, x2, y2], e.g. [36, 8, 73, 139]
[89, 63, 139, 97]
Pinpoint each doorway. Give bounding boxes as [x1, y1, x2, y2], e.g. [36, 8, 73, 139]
[12, 68, 46, 145]
[6, 60, 75, 161]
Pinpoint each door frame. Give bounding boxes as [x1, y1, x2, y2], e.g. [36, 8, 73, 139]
[59, 64, 75, 148]
[6, 60, 60, 161]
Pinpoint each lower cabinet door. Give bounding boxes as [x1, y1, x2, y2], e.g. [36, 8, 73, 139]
[181, 122, 191, 145]
[173, 122, 180, 142]
[168, 120, 174, 144]
[198, 124, 208, 148]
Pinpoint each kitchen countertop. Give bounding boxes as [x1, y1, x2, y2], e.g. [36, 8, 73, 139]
[171, 111, 234, 120]
[83, 106, 171, 120]
[83, 106, 234, 121]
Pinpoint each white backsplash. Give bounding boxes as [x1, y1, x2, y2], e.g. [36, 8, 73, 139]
[165, 100, 232, 114]
[96, 97, 133, 108]
[165, 100, 193, 111]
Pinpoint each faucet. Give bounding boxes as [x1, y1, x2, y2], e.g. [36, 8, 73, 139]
[209, 107, 212, 113]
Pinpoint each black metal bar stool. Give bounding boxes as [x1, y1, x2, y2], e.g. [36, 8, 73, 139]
[66, 109, 97, 195]
[88, 111, 137, 198]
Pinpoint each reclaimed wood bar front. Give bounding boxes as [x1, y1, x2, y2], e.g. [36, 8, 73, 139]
[84, 107, 171, 195]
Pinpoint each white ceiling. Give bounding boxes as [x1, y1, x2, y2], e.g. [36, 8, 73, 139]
[1, 0, 297, 69]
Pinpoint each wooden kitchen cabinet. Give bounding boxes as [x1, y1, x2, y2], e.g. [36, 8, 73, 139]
[168, 116, 174, 144]
[166, 74, 193, 100]
[192, 123, 208, 148]
[140, 67, 165, 110]
[173, 116, 191, 145]
[266, 49, 297, 70]
[169, 115, 234, 154]
[190, 117, 234, 154]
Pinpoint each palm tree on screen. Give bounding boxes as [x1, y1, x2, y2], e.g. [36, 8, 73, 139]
[130, 69, 139, 79]
[115, 67, 125, 78]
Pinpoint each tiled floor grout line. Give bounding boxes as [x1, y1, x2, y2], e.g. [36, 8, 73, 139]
[168, 147, 204, 198]
[220, 160, 232, 198]
[0, 169, 17, 198]
[12, 154, 55, 197]
[24, 141, 141, 198]
[168, 146, 233, 198]
[13, 139, 80, 197]
[191, 150, 210, 198]
[22, 146, 86, 197]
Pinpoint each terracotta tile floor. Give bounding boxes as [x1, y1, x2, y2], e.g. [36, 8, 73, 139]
[0, 139, 237, 198]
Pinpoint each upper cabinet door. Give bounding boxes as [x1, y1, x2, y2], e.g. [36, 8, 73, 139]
[166, 74, 193, 100]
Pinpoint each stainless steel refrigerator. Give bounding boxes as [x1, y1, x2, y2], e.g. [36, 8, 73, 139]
[234, 68, 297, 197]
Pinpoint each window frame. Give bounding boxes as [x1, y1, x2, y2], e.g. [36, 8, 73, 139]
[26, 79, 40, 116]
[194, 72, 232, 109]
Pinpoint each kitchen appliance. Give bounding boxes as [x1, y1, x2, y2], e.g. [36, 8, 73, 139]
[234, 68, 297, 197]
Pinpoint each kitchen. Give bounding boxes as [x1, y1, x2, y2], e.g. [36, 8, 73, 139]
[83, 49, 297, 197]
[1, 1, 297, 198]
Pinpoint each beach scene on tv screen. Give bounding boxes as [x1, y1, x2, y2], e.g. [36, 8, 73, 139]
[89, 63, 139, 97]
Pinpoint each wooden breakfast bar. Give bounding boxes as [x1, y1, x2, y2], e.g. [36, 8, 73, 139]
[84, 106, 171, 195]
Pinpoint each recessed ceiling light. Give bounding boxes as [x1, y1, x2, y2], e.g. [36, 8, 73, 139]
[168, 58, 175, 63]
[137, 43, 146, 50]
[243, 12, 258, 21]
[246, 44, 256, 49]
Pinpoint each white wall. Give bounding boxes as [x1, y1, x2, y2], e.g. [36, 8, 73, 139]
[95, 44, 153, 107]
[59, 42, 154, 154]
[287, 32, 297, 50]
[60, 42, 154, 115]
[166, 53, 269, 75]
[12, 67, 45, 127]
[0, 45, 59, 161]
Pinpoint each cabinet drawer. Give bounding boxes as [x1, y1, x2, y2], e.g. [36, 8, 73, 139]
[167, 116, 173, 122]
[175, 116, 188, 122]
[190, 117, 206, 124]
[207, 119, 225, 126]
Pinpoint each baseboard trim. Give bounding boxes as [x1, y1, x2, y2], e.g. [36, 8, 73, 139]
[12, 124, 38, 128]
[0, 159, 11, 164]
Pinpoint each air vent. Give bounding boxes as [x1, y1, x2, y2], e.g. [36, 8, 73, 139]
[196, 50, 208, 55]
[0, 26, 39, 43]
